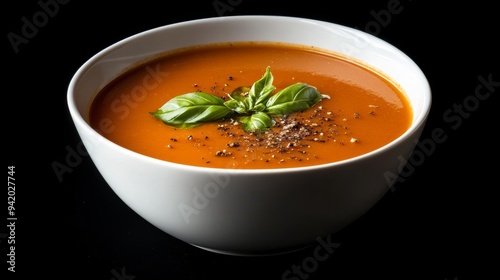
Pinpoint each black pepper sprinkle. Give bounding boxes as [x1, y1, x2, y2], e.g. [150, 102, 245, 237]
[200, 101, 348, 164]
[215, 150, 232, 157]
[218, 125, 229, 131]
[227, 142, 240, 148]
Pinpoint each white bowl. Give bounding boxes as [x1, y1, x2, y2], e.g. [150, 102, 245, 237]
[67, 15, 431, 256]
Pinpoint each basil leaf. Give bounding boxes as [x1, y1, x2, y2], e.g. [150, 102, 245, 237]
[238, 112, 274, 134]
[224, 86, 250, 113]
[247, 66, 275, 110]
[229, 86, 250, 102]
[151, 66, 328, 134]
[151, 92, 233, 128]
[252, 103, 267, 112]
[224, 66, 275, 114]
[223, 99, 247, 114]
[265, 83, 326, 116]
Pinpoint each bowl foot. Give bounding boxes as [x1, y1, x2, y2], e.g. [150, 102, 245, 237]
[189, 243, 312, 257]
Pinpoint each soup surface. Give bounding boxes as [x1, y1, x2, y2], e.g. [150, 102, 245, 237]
[89, 42, 412, 169]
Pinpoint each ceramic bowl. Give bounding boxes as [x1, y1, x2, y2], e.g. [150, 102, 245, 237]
[67, 15, 431, 255]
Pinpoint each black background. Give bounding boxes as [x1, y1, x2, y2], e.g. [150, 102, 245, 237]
[3, 0, 498, 279]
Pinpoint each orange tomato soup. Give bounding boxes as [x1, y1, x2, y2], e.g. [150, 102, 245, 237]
[89, 42, 412, 169]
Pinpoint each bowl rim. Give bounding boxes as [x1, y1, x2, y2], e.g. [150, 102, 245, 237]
[67, 15, 432, 175]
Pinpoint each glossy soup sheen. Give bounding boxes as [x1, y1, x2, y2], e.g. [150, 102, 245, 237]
[89, 42, 412, 169]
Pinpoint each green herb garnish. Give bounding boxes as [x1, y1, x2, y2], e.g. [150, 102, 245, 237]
[151, 66, 329, 134]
